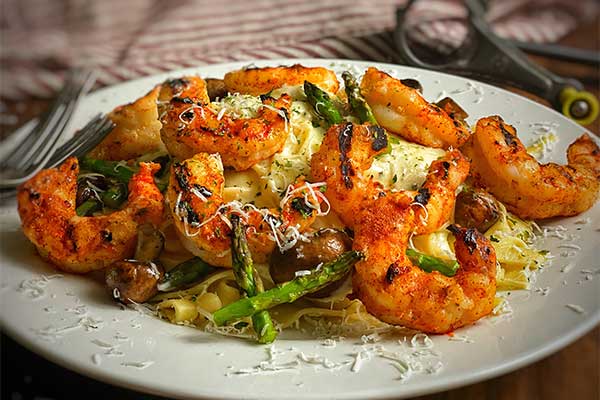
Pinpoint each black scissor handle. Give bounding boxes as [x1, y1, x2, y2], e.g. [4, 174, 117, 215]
[394, 0, 582, 109]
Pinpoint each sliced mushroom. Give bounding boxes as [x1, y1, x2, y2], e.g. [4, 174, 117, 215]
[205, 78, 228, 101]
[454, 188, 501, 233]
[105, 224, 165, 303]
[105, 260, 164, 303]
[436, 97, 468, 123]
[400, 78, 423, 93]
[269, 228, 352, 298]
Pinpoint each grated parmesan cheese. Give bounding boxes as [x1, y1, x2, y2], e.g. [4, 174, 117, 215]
[17, 274, 63, 299]
[565, 304, 585, 314]
[121, 361, 154, 369]
[561, 262, 575, 273]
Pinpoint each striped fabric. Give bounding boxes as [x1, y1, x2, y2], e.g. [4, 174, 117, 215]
[0, 0, 597, 98]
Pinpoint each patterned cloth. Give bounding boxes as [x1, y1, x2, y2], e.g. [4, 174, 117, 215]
[0, 0, 597, 98]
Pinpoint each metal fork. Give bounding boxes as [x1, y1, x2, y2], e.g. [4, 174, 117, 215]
[0, 114, 114, 200]
[0, 69, 96, 183]
[43, 114, 115, 169]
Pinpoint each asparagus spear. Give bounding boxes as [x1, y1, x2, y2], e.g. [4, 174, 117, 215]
[76, 198, 101, 216]
[342, 71, 378, 125]
[213, 250, 363, 326]
[303, 81, 343, 125]
[75, 182, 128, 216]
[79, 157, 136, 183]
[230, 215, 277, 344]
[157, 257, 215, 292]
[154, 158, 173, 193]
[406, 249, 459, 277]
[100, 183, 127, 209]
[79, 157, 167, 191]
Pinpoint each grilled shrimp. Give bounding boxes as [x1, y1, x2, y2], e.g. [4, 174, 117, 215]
[157, 76, 210, 111]
[89, 76, 209, 161]
[166, 152, 325, 267]
[160, 76, 292, 171]
[353, 196, 497, 333]
[18, 158, 164, 273]
[360, 67, 471, 148]
[311, 123, 470, 234]
[88, 86, 165, 161]
[224, 64, 339, 96]
[463, 116, 600, 219]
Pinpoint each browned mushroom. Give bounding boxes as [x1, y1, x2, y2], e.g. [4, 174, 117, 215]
[269, 228, 352, 297]
[105, 260, 164, 303]
[454, 187, 501, 233]
[400, 78, 423, 93]
[436, 97, 469, 124]
[205, 78, 228, 101]
[105, 224, 165, 303]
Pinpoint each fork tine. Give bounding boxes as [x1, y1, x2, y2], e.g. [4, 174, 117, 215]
[1, 101, 66, 170]
[0, 115, 114, 189]
[45, 115, 114, 168]
[33, 70, 98, 168]
[22, 103, 72, 170]
[2, 70, 82, 169]
[14, 69, 94, 171]
[12, 69, 94, 169]
[65, 118, 115, 161]
[28, 93, 80, 168]
[45, 114, 105, 165]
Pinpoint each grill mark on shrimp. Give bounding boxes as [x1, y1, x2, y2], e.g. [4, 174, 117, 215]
[448, 225, 479, 254]
[500, 122, 517, 147]
[441, 161, 450, 179]
[173, 163, 191, 191]
[414, 188, 431, 206]
[368, 125, 388, 151]
[339, 122, 355, 189]
[385, 263, 409, 283]
[65, 223, 77, 252]
[171, 97, 194, 104]
[167, 78, 190, 92]
[28, 189, 40, 200]
[101, 230, 113, 243]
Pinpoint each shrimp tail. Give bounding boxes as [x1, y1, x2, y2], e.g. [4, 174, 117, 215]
[445, 224, 497, 331]
[447, 224, 496, 275]
[127, 162, 164, 226]
[567, 133, 600, 180]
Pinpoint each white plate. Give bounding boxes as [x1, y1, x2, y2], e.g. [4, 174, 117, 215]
[1, 59, 599, 400]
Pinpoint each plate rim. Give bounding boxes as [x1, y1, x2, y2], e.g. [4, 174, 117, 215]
[2, 57, 599, 400]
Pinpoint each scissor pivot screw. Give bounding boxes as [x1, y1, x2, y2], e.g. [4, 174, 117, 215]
[569, 100, 590, 119]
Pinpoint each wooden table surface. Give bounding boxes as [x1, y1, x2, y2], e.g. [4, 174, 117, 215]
[1, 15, 598, 400]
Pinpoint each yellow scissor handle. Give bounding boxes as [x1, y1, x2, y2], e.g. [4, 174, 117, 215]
[559, 87, 599, 126]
